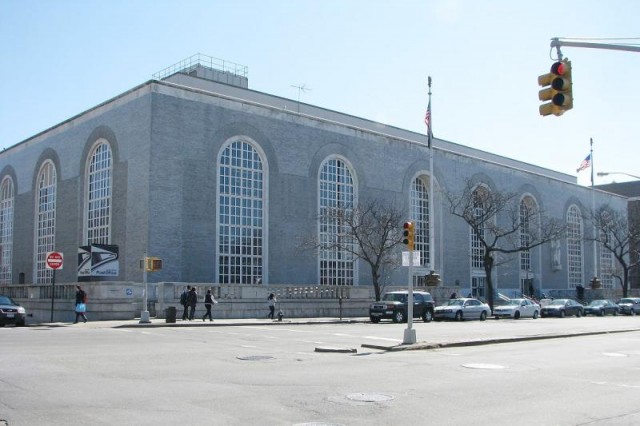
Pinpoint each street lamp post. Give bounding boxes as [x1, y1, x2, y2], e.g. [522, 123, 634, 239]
[597, 172, 640, 180]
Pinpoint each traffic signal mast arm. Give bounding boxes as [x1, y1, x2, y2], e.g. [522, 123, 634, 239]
[550, 38, 640, 58]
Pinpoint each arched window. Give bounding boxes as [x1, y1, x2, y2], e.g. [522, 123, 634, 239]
[470, 186, 488, 270]
[35, 161, 56, 284]
[519, 196, 537, 273]
[217, 139, 264, 284]
[85, 140, 112, 244]
[599, 211, 614, 289]
[0, 177, 14, 284]
[566, 205, 583, 288]
[410, 176, 430, 267]
[318, 157, 356, 285]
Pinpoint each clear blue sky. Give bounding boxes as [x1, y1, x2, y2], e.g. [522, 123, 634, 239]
[1, 0, 638, 186]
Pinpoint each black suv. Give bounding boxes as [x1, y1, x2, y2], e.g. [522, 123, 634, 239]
[369, 290, 435, 323]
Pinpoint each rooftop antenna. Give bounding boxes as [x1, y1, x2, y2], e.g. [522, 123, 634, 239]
[291, 84, 311, 112]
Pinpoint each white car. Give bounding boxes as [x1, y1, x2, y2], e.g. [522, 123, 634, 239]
[493, 298, 540, 319]
[434, 298, 491, 321]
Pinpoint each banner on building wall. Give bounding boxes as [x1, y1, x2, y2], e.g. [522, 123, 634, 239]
[78, 244, 119, 277]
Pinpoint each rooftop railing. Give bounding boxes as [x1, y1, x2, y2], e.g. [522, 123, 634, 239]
[152, 53, 248, 80]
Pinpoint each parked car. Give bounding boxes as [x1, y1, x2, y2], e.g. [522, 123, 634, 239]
[434, 298, 491, 321]
[369, 290, 435, 323]
[616, 297, 640, 315]
[584, 299, 620, 316]
[493, 298, 540, 319]
[0, 295, 27, 327]
[540, 298, 584, 318]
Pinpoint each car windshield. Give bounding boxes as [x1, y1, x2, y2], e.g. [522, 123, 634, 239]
[446, 299, 465, 306]
[618, 298, 635, 304]
[587, 300, 605, 307]
[501, 299, 523, 306]
[548, 299, 567, 306]
[382, 293, 407, 303]
[0, 295, 15, 305]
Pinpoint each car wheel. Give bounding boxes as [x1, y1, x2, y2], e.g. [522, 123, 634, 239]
[455, 311, 463, 321]
[422, 309, 433, 323]
[533, 310, 539, 319]
[479, 311, 487, 321]
[560, 310, 566, 318]
[370, 316, 380, 323]
[576, 310, 582, 318]
[16, 320, 26, 327]
[514, 311, 521, 320]
[540, 312, 546, 318]
[393, 310, 406, 323]
[613, 310, 618, 316]
[599, 310, 605, 317]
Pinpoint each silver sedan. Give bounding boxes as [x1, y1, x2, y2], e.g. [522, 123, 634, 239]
[434, 298, 491, 321]
[493, 298, 540, 319]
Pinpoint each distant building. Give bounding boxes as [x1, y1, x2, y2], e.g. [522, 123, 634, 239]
[0, 54, 628, 299]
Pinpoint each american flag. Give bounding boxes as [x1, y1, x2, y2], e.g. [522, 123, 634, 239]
[576, 153, 591, 172]
[425, 99, 432, 148]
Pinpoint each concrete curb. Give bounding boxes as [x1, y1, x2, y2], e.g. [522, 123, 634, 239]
[361, 328, 640, 351]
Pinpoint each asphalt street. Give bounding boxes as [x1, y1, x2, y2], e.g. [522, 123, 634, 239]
[2, 316, 640, 426]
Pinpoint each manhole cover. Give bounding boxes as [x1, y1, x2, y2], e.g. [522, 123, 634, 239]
[346, 392, 394, 402]
[236, 355, 275, 361]
[462, 363, 506, 370]
[294, 423, 345, 426]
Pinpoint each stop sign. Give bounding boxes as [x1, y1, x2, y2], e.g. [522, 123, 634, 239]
[46, 251, 64, 270]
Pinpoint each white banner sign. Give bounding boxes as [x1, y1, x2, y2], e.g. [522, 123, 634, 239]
[401, 251, 421, 266]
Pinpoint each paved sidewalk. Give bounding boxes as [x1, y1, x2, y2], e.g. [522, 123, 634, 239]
[32, 315, 640, 352]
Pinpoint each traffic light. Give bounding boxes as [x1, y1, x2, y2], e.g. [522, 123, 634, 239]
[402, 222, 415, 251]
[538, 60, 573, 116]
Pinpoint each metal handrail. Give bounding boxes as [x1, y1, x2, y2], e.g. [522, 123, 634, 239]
[152, 53, 248, 80]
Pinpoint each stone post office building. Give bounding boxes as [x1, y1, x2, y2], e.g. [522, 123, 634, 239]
[0, 55, 629, 318]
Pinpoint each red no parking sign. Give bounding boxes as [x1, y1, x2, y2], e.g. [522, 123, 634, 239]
[45, 251, 64, 270]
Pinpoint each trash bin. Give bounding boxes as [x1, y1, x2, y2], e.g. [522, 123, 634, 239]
[165, 306, 177, 323]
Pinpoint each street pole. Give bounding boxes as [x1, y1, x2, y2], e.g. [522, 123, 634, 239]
[50, 269, 55, 323]
[139, 253, 151, 323]
[403, 250, 417, 344]
[427, 76, 435, 273]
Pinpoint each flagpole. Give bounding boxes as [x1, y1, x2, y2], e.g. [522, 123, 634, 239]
[427, 77, 435, 273]
[590, 137, 598, 282]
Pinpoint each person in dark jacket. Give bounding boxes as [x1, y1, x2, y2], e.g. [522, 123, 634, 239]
[187, 287, 198, 320]
[267, 293, 277, 319]
[74, 285, 88, 323]
[202, 289, 216, 322]
[180, 285, 191, 320]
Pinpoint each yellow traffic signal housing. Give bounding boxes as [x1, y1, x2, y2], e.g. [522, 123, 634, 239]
[402, 222, 415, 251]
[145, 257, 162, 272]
[538, 60, 573, 116]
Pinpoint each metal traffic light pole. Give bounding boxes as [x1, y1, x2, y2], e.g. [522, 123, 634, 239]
[550, 37, 640, 59]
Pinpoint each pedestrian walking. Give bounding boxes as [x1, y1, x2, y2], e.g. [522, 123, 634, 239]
[202, 289, 217, 322]
[74, 285, 88, 323]
[267, 293, 277, 319]
[187, 287, 198, 320]
[180, 285, 191, 320]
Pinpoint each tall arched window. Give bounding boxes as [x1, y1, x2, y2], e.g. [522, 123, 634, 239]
[318, 157, 356, 286]
[410, 176, 430, 267]
[470, 186, 488, 270]
[599, 211, 614, 289]
[519, 196, 536, 273]
[566, 205, 583, 288]
[35, 161, 57, 284]
[86, 140, 112, 244]
[217, 139, 264, 284]
[0, 177, 14, 284]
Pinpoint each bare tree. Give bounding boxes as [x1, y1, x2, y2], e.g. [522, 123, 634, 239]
[301, 198, 405, 301]
[446, 179, 565, 310]
[589, 206, 640, 297]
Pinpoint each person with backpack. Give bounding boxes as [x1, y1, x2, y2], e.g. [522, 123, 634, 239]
[202, 289, 217, 322]
[180, 285, 191, 320]
[74, 285, 88, 323]
[187, 287, 198, 320]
